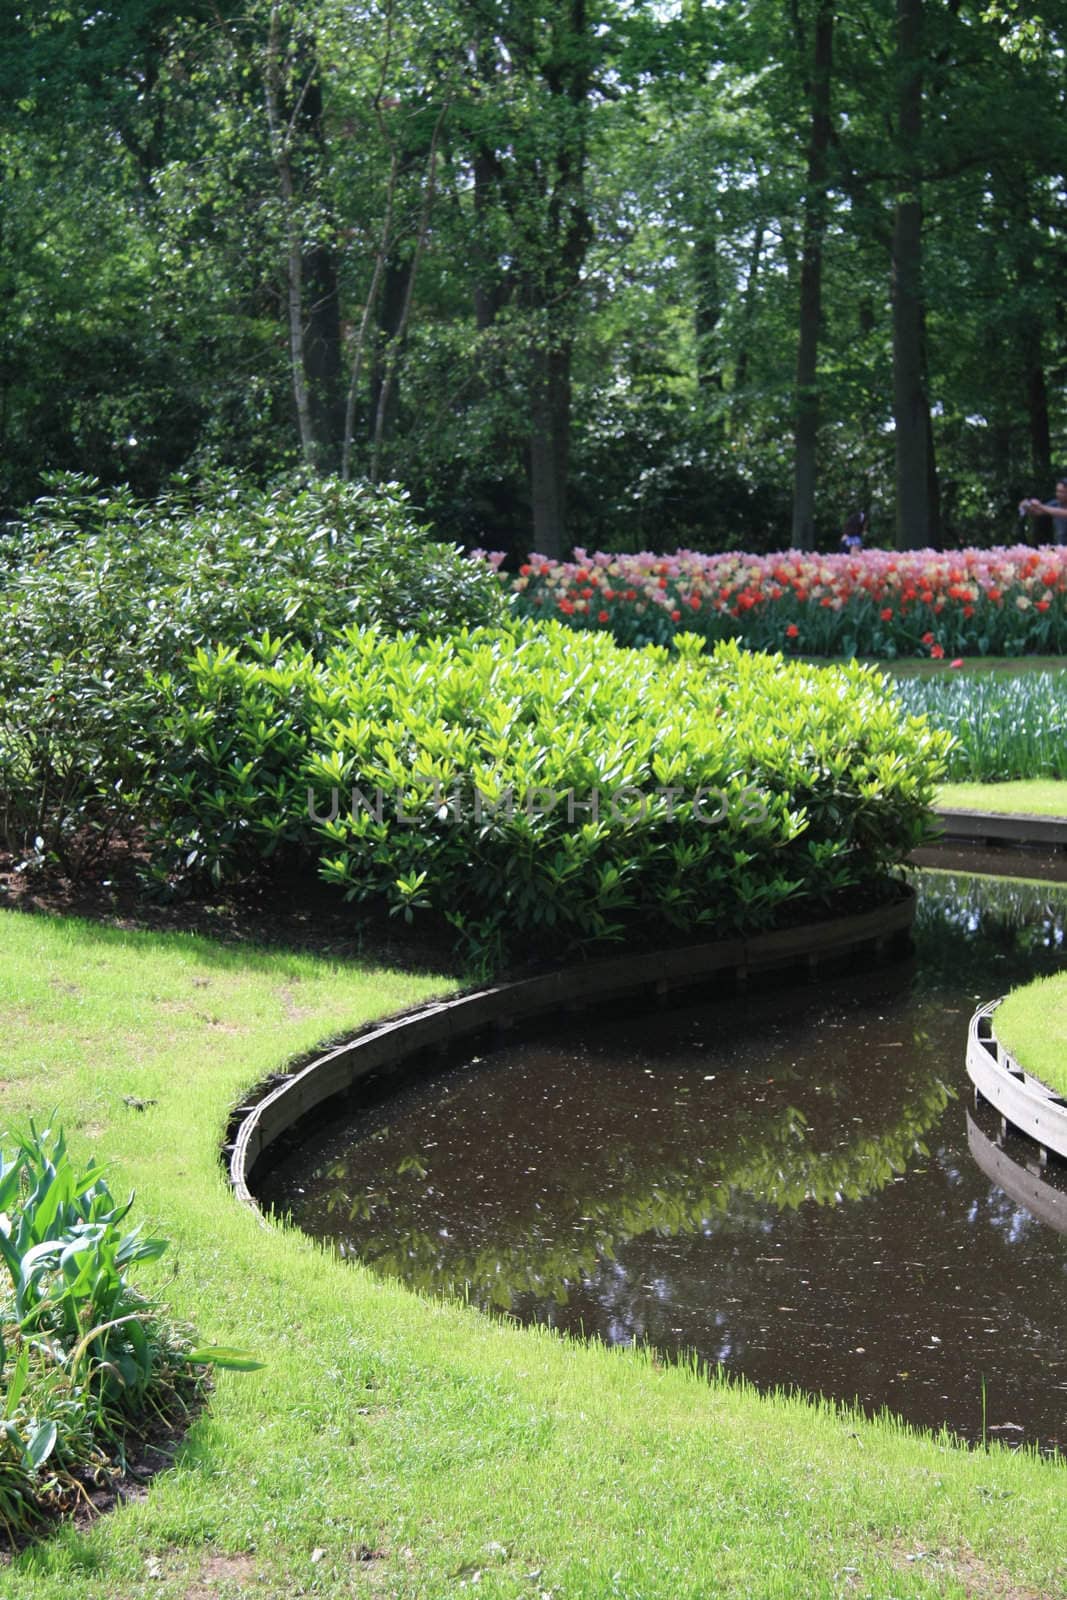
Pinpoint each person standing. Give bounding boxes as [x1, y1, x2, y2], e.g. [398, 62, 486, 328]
[839, 510, 867, 553]
[1020, 478, 1067, 545]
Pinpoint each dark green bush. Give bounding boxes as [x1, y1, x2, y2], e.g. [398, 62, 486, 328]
[0, 474, 504, 867]
[149, 625, 951, 968]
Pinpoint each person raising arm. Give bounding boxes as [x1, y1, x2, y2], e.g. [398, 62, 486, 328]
[1020, 478, 1067, 545]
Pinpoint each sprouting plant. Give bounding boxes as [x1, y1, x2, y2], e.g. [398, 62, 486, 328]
[0, 1119, 260, 1545]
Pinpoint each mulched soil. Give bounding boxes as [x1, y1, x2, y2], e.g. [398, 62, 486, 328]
[0, 1390, 208, 1560]
[0, 840, 911, 983]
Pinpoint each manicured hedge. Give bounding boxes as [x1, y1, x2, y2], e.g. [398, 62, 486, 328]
[0, 476, 504, 867]
[150, 624, 950, 967]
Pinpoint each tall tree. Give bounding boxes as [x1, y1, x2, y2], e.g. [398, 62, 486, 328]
[455, 0, 597, 556]
[890, 0, 939, 548]
[790, 0, 835, 549]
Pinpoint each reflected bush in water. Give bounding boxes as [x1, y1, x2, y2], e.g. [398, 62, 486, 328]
[913, 874, 1067, 991]
[319, 1064, 953, 1312]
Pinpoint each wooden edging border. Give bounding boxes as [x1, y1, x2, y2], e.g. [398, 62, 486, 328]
[933, 808, 1067, 848]
[965, 999, 1067, 1162]
[228, 886, 916, 1209]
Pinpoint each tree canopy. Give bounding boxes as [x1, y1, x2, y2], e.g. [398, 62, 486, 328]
[4, 0, 1067, 553]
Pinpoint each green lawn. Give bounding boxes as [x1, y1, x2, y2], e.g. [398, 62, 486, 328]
[995, 975, 1067, 1100]
[936, 780, 1067, 817]
[878, 655, 1067, 678]
[2, 909, 1066, 1599]
[799, 654, 1067, 678]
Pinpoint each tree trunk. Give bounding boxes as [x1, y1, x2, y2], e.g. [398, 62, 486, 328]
[733, 222, 765, 399]
[371, 100, 448, 481]
[529, 343, 571, 558]
[891, 0, 939, 549]
[1026, 349, 1052, 484]
[264, 5, 316, 470]
[891, 194, 935, 548]
[693, 225, 722, 394]
[1015, 200, 1052, 487]
[264, 14, 344, 475]
[1022, 322, 1051, 542]
[369, 259, 409, 448]
[341, 150, 399, 480]
[791, 0, 834, 551]
[523, 0, 590, 559]
[473, 145, 509, 330]
[304, 241, 344, 473]
[298, 69, 343, 472]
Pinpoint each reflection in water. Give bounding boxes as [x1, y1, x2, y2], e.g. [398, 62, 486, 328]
[258, 869, 1067, 1452]
[966, 1109, 1067, 1236]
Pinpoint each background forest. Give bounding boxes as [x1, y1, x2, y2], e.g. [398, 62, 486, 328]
[3, 0, 1066, 557]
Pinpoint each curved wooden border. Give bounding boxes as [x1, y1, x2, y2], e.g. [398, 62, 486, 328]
[934, 808, 1067, 848]
[229, 886, 916, 1208]
[965, 999, 1067, 1161]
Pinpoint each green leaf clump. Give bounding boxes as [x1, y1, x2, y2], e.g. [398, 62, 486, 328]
[0, 474, 505, 872]
[150, 624, 951, 969]
[0, 1120, 243, 1545]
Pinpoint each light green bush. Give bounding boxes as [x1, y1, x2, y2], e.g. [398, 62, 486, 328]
[150, 625, 951, 968]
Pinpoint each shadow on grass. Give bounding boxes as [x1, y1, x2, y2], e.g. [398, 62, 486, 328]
[0, 870, 464, 982]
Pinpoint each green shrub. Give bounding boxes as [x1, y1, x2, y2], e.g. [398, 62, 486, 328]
[0, 474, 503, 868]
[149, 625, 951, 968]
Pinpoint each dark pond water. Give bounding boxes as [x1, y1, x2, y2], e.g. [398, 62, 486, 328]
[258, 871, 1067, 1453]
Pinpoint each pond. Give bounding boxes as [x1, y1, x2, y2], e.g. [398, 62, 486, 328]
[257, 870, 1067, 1454]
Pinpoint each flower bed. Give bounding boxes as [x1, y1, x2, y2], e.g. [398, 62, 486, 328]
[894, 674, 1067, 780]
[497, 546, 1067, 657]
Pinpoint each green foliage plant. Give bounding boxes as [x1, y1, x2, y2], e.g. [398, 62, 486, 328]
[149, 623, 951, 968]
[892, 672, 1067, 781]
[0, 1120, 240, 1545]
[0, 474, 503, 870]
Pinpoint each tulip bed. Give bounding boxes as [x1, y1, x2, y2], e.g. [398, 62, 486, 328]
[895, 673, 1067, 781]
[498, 545, 1067, 658]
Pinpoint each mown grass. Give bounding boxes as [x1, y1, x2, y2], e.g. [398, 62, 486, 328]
[995, 974, 1067, 1101]
[1, 908, 1066, 1599]
[879, 655, 1067, 678]
[937, 780, 1067, 817]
